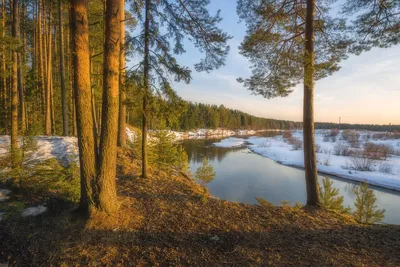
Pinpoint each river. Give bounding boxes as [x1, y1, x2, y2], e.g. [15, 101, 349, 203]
[180, 138, 400, 225]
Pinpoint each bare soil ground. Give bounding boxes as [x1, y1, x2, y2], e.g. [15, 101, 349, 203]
[1, 149, 400, 266]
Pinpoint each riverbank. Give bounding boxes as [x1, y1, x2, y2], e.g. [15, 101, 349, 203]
[1, 149, 400, 266]
[213, 131, 400, 192]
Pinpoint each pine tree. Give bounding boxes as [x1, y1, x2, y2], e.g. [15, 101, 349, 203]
[237, 0, 349, 206]
[117, 0, 126, 147]
[11, 0, 19, 156]
[130, 0, 230, 178]
[97, 0, 121, 213]
[195, 158, 216, 187]
[319, 177, 350, 213]
[342, 0, 400, 54]
[353, 182, 385, 224]
[70, 0, 98, 215]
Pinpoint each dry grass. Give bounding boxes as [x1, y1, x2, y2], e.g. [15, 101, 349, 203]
[1, 148, 400, 266]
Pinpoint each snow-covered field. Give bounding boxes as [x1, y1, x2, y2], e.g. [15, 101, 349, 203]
[213, 130, 400, 191]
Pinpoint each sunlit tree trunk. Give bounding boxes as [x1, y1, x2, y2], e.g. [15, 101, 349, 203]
[141, 0, 150, 178]
[59, 0, 68, 136]
[303, 0, 321, 207]
[97, 0, 120, 212]
[38, 0, 45, 123]
[1, 0, 7, 134]
[16, 2, 25, 136]
[45, 4, 52, 135]
[11, 0, 19, 153]
[70, 0, 98, 215]
[117, 0, 126, 147]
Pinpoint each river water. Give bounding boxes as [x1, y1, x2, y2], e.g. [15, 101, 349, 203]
[180, 138, 400, 225]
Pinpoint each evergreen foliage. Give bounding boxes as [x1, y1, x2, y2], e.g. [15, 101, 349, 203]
[195, 158, 216, 187]
[319, 177, 350, 213]
[353, 182, 385, 224]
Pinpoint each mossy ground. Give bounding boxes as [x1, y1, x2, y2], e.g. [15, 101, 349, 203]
[1, 148, 400, 266]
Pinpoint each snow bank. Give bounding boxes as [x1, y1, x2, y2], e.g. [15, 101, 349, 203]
[213, 137, 246, 148]
[22, 205, 47, 217]
[244, 130, 400, 192]
[0, 189, 11, 202]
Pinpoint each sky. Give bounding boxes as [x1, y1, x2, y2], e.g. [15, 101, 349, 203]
[169, 0, 400, 125]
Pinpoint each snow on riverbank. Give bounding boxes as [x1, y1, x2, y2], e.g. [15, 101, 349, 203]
[213, 130, 400, 192]
[0, 136, 78, 166]
[213, 137, 246, 148]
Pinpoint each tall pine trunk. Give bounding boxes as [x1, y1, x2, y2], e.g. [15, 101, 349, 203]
[117, 0, 126, 147]
[141, 0, 150, 178]
[17, 2, 25, 136]
[59, 0, 68, 136]
[45, 5, 52, 135]
[303, 0, 321, 207]
[38, 0, 45, 123]
[1, 0, 7, 134]
[70, 0, 98, 215]
[97, 0, 120, 212]
[11, 0, 19, 153]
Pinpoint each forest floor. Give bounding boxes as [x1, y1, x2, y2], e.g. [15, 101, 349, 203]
[1, 149, 400, 266]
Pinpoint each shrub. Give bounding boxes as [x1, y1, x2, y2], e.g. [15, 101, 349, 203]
[288, 137, 303, 150]
[379, 162, 393, 174]
[195, 158, 216, 187]
[348, 151, 376, 171]
[353, 182, 385, 224]
[282, 131, 292, 140]
[333, 142, 352, 156]
[315, 144, 322, 153]
[323, 153, 331, 166]
[319, 177, 350, 213]
[330, 128, 340, 137]
[363, 142, 392, 160]
[342, 130, 360, 148]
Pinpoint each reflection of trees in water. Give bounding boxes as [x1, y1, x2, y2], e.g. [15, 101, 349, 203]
[181, 139, 246, 164]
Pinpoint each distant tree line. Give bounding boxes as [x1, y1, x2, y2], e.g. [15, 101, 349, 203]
[315, 123, 400, 132]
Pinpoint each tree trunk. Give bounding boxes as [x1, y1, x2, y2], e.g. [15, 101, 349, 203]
[38, 0, 45, 123]
[45, 4, 52, 135]
[97, 0, 120, 212]
[16, 1, 25, 135]
[303, 0, 321, 207]
[141, 0, 150, 178]
[1, 0, 7, 135]
[117, 0, 126, 147]
[11, 0, 19, 153]
[70, 0, 98, 215]
[59, 0, 68, 136]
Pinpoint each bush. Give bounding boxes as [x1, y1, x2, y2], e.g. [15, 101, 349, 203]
[319, 177, 350, 213]
[363, 142, 392, 160]
[348, 151, 376, 171]
[195, 158, 216, 187]
[353, 182, 385, 224]
[333, 142, 352, 156]
[330, 128, 340, 137]
[342, 130, 360, 148]
[315, 144, 322, 153]
[379, 162, 393, 174]
[282, 131, 293, 140]
[289, 137, 303, 150]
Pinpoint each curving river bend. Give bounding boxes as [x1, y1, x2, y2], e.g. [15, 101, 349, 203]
[180, 138, 400, 225]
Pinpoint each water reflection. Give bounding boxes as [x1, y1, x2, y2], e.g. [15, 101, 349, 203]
[181, 139, 400, 225]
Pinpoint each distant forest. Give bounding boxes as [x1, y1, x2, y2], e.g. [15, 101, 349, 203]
[128, 101, 400, 132]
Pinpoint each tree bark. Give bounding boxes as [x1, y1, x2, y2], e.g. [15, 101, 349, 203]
[70, 0, 98, 215]
[59, 0, 68, 136]
[97, 0, 120, 213]
[303, 0, 321, 207]
[45, 4, 52, 135]
[11, 0, 19, 153]
[38, 0, 45, 123]
[117, 0, 126, 147]
[1, 0, 7, 134]
[142, 0, 150, 178]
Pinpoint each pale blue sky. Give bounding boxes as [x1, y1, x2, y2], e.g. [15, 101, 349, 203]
[162, 1, 400, 125]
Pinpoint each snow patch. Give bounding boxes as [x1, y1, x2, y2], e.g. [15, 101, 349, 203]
[213, 137, 246, 148]
[0, 189, 11, 202]
[22, 205, 47, 217]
